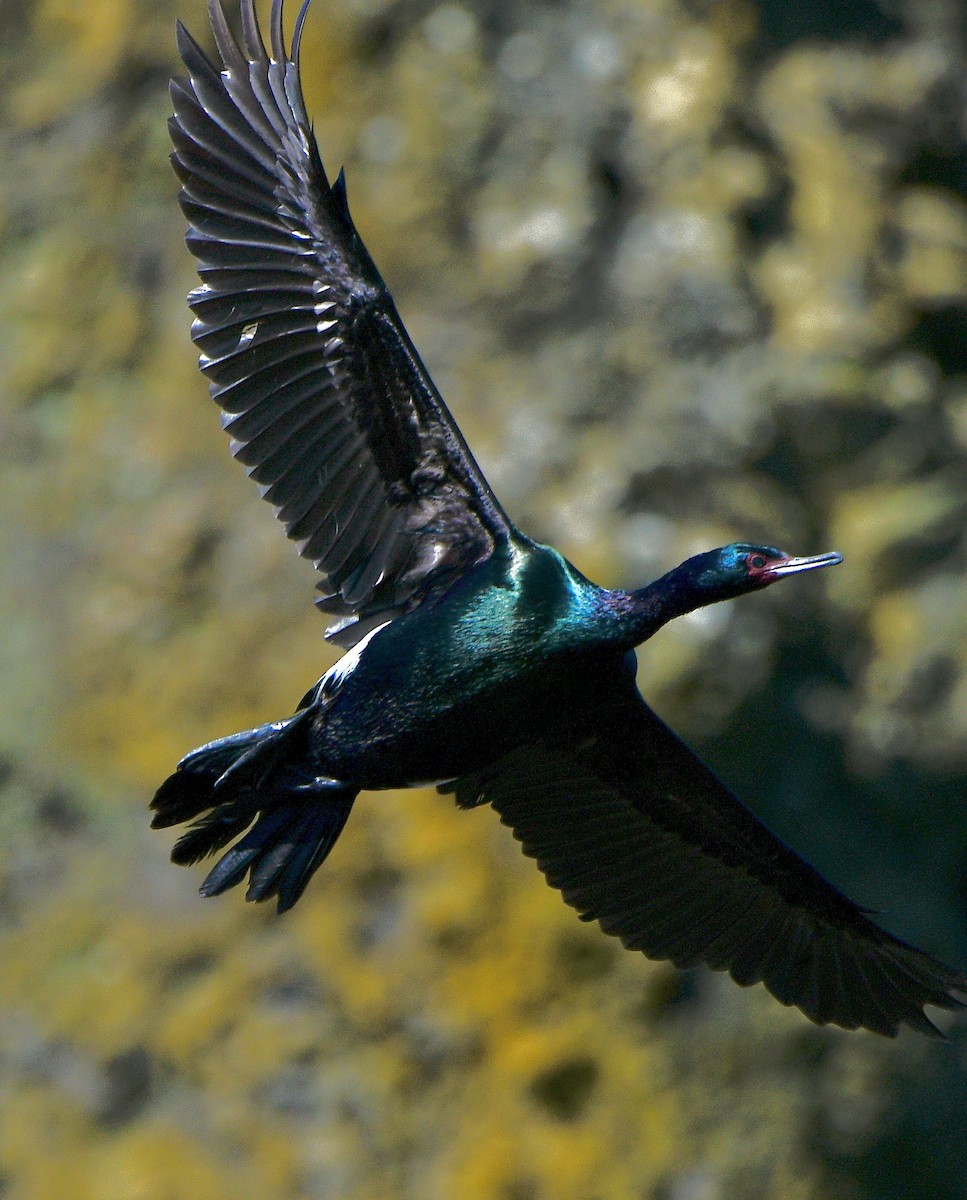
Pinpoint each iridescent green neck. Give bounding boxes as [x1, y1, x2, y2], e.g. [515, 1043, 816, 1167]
[604, 565, 702, 647]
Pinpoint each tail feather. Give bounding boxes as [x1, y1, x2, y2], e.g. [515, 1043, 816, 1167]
[172, 802, 256, 866]
[201, 795, 354, 912]
[150, 718, 356, 912]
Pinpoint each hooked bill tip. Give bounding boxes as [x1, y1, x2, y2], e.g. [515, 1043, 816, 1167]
[767, 550, 843, 578]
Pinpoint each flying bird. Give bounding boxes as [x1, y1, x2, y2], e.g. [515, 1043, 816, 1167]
[153, 0, 967, 1037]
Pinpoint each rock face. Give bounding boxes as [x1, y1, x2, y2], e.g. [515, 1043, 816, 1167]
[0, 1, 965, 1198]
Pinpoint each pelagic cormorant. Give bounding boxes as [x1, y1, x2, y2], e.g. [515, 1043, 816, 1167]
[153, 0, 967, 1037]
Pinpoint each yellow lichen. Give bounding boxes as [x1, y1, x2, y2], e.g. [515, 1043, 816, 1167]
[0, 0, 961, 1197]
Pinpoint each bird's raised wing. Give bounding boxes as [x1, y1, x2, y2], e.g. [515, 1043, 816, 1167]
[443, 693, 966, 1036]
[169, 0, 513, 646]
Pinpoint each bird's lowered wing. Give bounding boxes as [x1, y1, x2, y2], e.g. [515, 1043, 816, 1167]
[443, 694, 966, 1036]
[169, 0, 513, 646]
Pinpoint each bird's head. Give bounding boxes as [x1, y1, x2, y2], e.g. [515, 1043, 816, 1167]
[685, 542, 843, 604]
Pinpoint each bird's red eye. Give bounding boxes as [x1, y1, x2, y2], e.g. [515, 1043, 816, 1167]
[749, 554, 767, 570]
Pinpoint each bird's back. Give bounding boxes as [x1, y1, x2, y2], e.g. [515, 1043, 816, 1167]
[309, 539, 629, 787]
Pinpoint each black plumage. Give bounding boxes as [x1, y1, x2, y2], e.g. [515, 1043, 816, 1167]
[152, 0, 967, 1037]
[168, 4, 509, 646]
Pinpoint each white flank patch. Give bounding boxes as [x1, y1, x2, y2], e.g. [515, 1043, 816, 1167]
[318, 620, 391, 697]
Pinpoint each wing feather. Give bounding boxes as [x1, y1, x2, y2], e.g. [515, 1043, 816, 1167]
[170, 0, 514, 645]
[444, 694, 967, 1036]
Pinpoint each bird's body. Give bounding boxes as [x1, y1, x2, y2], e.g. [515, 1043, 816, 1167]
[306, 541, 617, 787]
[153, 0, 967, 1037]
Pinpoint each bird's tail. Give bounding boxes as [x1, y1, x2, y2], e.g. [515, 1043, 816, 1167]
[150, 709, 356, 913]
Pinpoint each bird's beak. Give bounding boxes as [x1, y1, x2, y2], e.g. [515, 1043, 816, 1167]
[765, 551, 843, 579]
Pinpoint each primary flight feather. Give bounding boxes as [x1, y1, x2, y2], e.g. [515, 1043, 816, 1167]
[153, 0, 967, 1037]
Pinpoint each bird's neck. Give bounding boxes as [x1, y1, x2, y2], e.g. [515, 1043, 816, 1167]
[605, 563, 716, 647]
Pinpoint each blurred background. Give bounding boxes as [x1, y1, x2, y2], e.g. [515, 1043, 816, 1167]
[1, 0, 966, 1195]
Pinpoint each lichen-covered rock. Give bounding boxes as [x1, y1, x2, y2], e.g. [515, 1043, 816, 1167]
[1, 0, 965, 1197]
